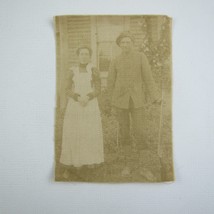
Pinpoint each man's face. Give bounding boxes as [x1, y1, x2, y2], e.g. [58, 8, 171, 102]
[119, 37, 133, 53]
[78, 49, 91, 64]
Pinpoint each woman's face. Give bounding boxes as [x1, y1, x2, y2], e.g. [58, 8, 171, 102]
[78, 49, 91, 64]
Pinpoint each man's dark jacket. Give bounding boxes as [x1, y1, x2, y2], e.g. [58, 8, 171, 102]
[107, 51, 159, 109]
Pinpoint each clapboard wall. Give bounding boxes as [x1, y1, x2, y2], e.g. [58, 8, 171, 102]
[67, 16, 91, 67]
[55, 15, 166, 109]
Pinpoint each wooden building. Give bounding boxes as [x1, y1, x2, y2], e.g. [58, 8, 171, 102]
[55, 15, 170, 110]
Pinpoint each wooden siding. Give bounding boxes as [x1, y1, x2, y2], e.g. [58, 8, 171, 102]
[67, 16, 91, 67]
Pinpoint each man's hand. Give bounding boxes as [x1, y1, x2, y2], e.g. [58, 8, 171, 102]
[145, 98, 162, 110]
[152, 98, 162, 105]
[111, 107, 117, 117]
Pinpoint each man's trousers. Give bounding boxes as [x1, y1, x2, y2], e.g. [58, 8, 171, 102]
[114, 97, 147, 154]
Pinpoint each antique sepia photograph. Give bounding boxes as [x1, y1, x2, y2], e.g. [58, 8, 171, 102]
[54, 15, 174, 182]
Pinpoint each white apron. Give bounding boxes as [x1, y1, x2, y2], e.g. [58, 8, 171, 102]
[59, 63, 104, 167]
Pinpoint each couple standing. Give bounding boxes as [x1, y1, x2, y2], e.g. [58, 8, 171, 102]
[59, 31, 160, 174]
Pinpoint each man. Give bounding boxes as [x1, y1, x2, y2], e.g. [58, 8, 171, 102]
[107, 31, 160, 176]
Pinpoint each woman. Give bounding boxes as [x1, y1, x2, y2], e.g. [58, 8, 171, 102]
[60, 46, 104, 169]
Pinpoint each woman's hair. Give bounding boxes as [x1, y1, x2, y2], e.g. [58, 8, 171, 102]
[76, 46, 93, 56]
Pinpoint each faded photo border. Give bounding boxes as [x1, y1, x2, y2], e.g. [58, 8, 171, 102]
[54, 15, 174, 182]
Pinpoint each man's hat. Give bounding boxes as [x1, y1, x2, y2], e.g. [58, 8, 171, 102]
[116, 31, 135, 46]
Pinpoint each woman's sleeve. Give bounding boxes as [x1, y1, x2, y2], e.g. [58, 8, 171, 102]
[87, 67, 101, 100]
[65, 69, 80, 101]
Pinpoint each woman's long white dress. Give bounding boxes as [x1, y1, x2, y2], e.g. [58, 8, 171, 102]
[59, 64, 104, 167]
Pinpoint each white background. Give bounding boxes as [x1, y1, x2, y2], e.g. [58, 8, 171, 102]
[0, 0, 214, 213]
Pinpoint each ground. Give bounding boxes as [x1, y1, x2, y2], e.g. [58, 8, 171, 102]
[54, 90, 174, 182]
